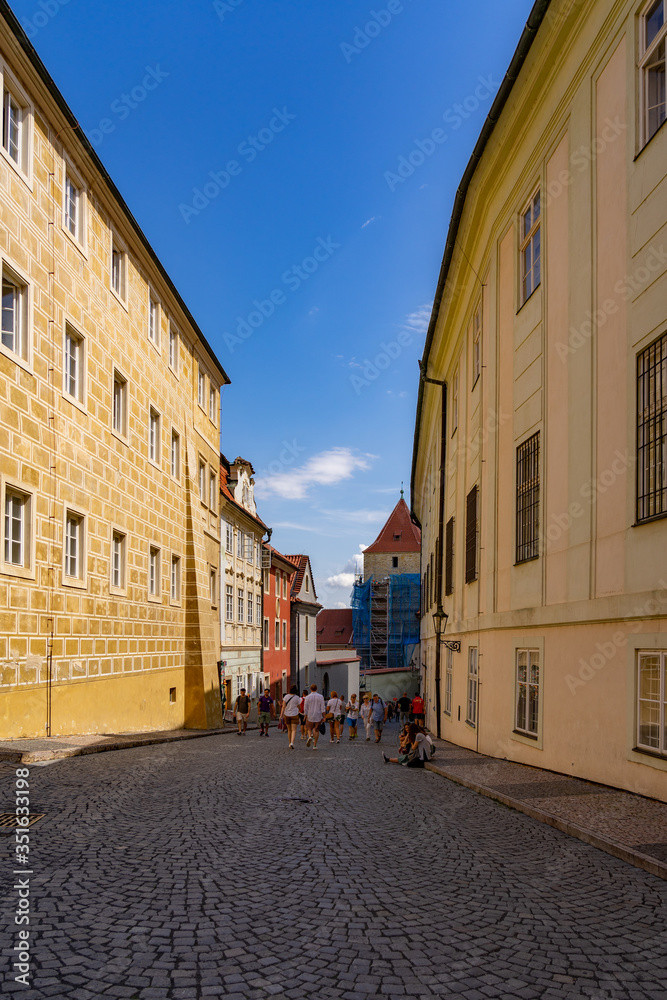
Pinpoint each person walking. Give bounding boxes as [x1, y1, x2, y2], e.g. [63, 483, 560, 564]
[280, 684, 301, 749]
[257, 688, 274, 737]
[346, 693, 359, 740]
[359, 695, 373, 741]
[326, 691, 345, 743]
[299, 689, 308, 740]
[398, 692, 411, 727]
[370, 693, 388, 743]
[304, 684, 326, 749]
[234, 688, 251, 734]
[411, 692, 425, 727]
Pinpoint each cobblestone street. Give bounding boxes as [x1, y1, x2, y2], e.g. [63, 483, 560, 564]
[1, 726, 666, 1000]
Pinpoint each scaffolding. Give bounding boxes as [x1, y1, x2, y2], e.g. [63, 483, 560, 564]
[352, 573, 420, 679]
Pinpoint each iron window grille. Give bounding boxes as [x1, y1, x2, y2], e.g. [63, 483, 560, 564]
[637, 332, 667, 522]
[516, 432, 540, 563]
[465, 486, 478, 584]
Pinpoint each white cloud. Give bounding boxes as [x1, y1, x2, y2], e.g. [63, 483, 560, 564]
[271, 521, 319, 532]
[256, 447, 371, 500]
[321, 508, 386, 524]
[402, 305, 431, 336]
[361, 216, 378, 228]
[327, 572, 356, 589]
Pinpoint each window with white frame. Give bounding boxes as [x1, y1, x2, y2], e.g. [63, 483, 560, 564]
[1, 263, 28, 362]
[2, 79, 29, 173]
[246, 535, 253, 563]
[263, 568, 270, 591]
[305, 615, 309, 642]
[520, 189, 541, 304]
[210, 568, 217, 607]
[169, 325, 178, 371]
[282, 575, 287, 599]
[63, 324, 84, 403]
[472, 303, 481, 387]
[445, 647, 453, 715]
[112, 370, 127, 437]
[64, 174, 82, 242]
[237, 588, 244, 622]
[226, 522, 233, 553]
[111, 240, 126, 299]
[197, 366, 205, 408]
[170, 554, 181, 602]
[148, 295, 159, 348]
[64, 511, 84, 580]
[282, 619, 287, 649]
[237, 529, 244, 558]
[641, 1, 667, 146]
[149, 546, 160, 597]
[275, 569, 281, 595]
[247, 590, 253, 624]
[263, 618, 270, 649]
[256, 593, 261, 624]
[637, 651, 667, 755]
[111, 530, 126, 590]
[3, 487, 30, 568]
[149, 408, 160, 464]
[209, 470, 217, 511]
[225, 584, 233, 621]
[515, 649, 540, 736]
[466, 647, 478, 726]
[170, 430, 180, 480]
[209, 385, 216, 422]
[452, 368, 459, 434]
[275, 620, 280, 648]
[199, 460, 206, 502]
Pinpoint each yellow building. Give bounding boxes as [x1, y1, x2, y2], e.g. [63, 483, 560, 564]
[0, 8, 229, 737]
[412, 0, 667, 801]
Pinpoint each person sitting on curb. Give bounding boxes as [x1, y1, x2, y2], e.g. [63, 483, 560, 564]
[382, 724, 431, 768]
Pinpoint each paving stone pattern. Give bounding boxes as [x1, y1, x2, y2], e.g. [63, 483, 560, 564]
[1, 727, 666, 999]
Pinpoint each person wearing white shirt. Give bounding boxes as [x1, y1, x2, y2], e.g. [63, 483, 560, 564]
[303, 684, 326, 749]
[326, 692, 345, 744]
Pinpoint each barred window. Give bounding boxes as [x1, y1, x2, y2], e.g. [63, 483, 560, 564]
[516, 432, 540, 562]
[445, 517, 454, 596]
[465, 486, 478, 584]
[637, 332, 667, 522]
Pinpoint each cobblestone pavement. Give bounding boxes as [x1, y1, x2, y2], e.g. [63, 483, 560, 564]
[1, 725, 666, 1000]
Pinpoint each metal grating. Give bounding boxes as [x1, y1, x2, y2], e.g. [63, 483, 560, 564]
[516, 432, 540, 563]
[0, 813, 44, 828]
[637, 332, 667, 522]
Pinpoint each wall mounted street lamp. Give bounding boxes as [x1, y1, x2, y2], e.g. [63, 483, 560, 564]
[432, 606, 461, 652]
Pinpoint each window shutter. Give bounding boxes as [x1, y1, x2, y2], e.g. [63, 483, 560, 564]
[465, 486, 478, 583]
[445, 517, 454, 596]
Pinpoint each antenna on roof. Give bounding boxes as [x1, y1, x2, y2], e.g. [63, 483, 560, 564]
[400, 481, 404, 499]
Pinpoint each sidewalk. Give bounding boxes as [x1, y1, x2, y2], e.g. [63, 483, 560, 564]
[426, 737, 667, 882]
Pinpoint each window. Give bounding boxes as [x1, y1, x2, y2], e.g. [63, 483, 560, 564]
[209, 470, 217, 511]
[305, 615, 309, 641]
[170, 555, 181, 602]
[516, 432, 540, 562]
[247, 590, 253, 624]
[2, 81, 29, 173]
[275, 570, 281, 594]
[198, 366, 205, 408]
[111, 240, 126, 299]
[305, 575, 310, 593]
[149, 408, 160, 464]
[263, 568, 270, 591]
[637, 651, 667, 754]
[170, 431, 180, 479]
[210, 568, 218, 607]
[637, 332, 667, 522]
[111, 530, 126, 590]
[467, 647, 478, 726]
[520, 190, 541, 304]
[225, 584, 233, 621]
[515, 649, 539, 737]
[445, 647, 453, 716]
[237, 530, 244, 558]
[148, 295, 159, 347]
[238, 589, 244, 622]
[1, 264, 28, 361]
[209, 385, 216, 422]
[465, 486, 478, 584]
[256, 593, 261, 624]
[4, 488, 29, 568]
[283, 575, 287, 599]
[451, 369, 459, 434]
[472, 304, 481, 386]
[169, 325, 178, 371]
[112, 370, 128, 437]
[263, 618, 270, 649]
[274, 620, 279, 648]
[64, 175, 81, 242]
[226, 522, 233, 553]
[64, 511, 84, 580]
[445, 517, 454, 596]
[282, 620, 287, 649]
[199, 460, 206, 502]
[641, 1, 667, 146]
[149, 546, 160, 597]
[392, 556, 399, 569]
[246, 535, 253, 563]
[63, 324, 84, 403]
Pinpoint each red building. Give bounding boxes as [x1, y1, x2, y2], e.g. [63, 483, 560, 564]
[261, 545, 297, 705]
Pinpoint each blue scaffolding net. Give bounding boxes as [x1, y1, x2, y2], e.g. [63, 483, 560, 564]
[352, 574, 420, 674]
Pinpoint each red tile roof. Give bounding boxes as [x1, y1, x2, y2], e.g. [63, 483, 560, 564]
[285, 554, 320, 605]
[363, 498, 421, 554]
[264, 544, 298, 575]
[316, 609, 354, 647]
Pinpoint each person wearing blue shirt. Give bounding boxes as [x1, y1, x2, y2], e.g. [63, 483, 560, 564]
[370, 693, 388, 744]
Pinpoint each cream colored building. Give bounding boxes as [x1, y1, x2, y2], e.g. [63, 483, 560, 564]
[412, 0, 667, 801]
[220, 456, 265, 710]
[0, 9, 229, 737]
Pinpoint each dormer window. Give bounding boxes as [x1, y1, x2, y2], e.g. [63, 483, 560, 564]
[393, 532, 402, 541]
[305, 575, 310, 592]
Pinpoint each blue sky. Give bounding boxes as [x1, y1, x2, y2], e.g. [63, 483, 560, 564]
[14, 0, 531, 607]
